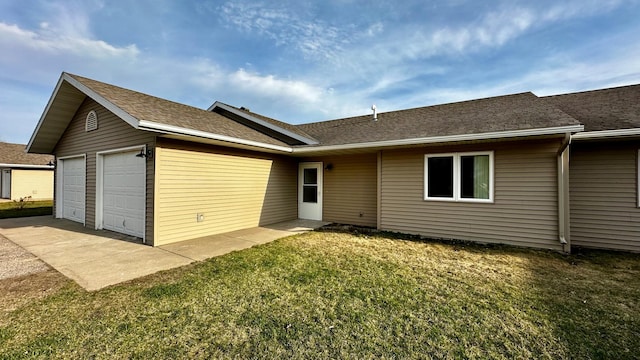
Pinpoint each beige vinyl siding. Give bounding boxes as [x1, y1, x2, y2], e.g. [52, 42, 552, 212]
[380, 139, 563, 250]
[302, 153, 377, 227]
[154, 139, 297, 245]
[54, 97, 156, 243]
[570, 141, 640, 252]
[11, 169, 54, 200]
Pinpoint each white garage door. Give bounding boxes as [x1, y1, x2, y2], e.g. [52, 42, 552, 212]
[102, 150, 145, 238]
[61, 157, 85, 223]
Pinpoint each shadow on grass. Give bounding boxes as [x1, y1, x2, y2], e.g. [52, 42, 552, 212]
[0, 207, 53, 219]
[0, 200, 53, 219]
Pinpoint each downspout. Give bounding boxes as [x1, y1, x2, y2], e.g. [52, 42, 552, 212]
[557, 133, 571, 252]
[376, 150, 382, 230]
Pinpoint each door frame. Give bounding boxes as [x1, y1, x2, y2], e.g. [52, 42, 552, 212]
[298, 162, 323, 220]
[96, 145, 147, 241]
[56, 154, 87, 224]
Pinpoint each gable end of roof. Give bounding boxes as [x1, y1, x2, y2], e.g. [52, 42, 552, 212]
[27, 73, 141, 154]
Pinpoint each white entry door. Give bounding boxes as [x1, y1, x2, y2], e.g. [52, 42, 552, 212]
[102, 150, 145, 238]
[1, 170, 11, 198]
[61, 157, 85, 223]
[298, 162, 323, 220]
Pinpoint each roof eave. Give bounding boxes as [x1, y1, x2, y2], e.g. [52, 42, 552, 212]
[571, 128, 640, 140]
[209, 102, 319, 145]
[0, 163, 54, 169]
[292, 125, 584, 154]
[26, 74, 66, 153]
[138, 120, 293, 153]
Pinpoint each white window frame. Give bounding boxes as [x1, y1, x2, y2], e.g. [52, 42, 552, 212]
[424, 151, 494, 203]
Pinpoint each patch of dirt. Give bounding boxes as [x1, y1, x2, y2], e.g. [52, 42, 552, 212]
[0, 270, 69, 323]
[0, 234, 69, 323]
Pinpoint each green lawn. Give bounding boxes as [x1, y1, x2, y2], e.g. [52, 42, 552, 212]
[1, 229, 639, 359]
[0, 200, 53, 219]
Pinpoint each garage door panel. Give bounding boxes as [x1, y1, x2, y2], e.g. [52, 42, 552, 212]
[102, 150, 145, 238]
[61, 157, 85, 223]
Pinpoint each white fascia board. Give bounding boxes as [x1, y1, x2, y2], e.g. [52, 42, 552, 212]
[26, 75, 66, 153]
[571, 128, 640, 140]
[138, 120, 293, 153]
[0, 163, 53, 169]
[61, 73, 140, 129]
[292, 125, 585, 153]
[210, 102, 319, 145]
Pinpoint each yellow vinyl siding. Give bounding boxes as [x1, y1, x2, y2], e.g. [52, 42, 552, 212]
[380, 139, 562, 250]
[10, 169, 54, 200]
[570, 141, 640, 252]
[302, 153, 377, 227]
[154, 140, 296, 246]
[54, 98, 155, 242]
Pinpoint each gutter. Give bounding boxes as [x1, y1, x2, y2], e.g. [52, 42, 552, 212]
[138, 120, 294, 153]
[134, 122, 584, 156]
[572, 128, 640, 140]
[0, 163, 54, 170]
[292, 125, 584, 154]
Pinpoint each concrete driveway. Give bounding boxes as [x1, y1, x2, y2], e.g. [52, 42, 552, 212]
[0, 216, 326, 291]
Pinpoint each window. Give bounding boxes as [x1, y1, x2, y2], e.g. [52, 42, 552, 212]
[425, 151, 494, 202]
[302, 168, 318, 203]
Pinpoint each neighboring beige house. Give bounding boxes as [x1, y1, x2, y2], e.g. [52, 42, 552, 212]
[25, 72, 640, 252]
[0, 142, 54, 201]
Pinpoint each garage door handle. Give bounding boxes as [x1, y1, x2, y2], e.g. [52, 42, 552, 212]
[123, 219, 126, 228]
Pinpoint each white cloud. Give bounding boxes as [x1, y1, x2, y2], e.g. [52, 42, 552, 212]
[0, 22, 138, 58]
[218, 1, 351, 61]
[229, 69, 325, 104]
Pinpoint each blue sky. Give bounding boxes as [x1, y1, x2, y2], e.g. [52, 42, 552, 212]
[1, 0, 639, 144]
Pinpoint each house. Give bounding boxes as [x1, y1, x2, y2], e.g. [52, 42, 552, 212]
[0, 142, 54, 201]
[26, 72, 640, 252]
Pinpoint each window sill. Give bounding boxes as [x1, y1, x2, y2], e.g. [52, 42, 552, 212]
[424, 197, 494, 204]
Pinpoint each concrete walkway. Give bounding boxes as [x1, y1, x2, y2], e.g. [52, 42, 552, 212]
[0, 216, 326, 291]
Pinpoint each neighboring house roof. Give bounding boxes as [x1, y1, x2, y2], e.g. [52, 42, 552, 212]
[0, 142, 53, 169]
[544, 84, 640, 140]
[295, 92, 582, 149]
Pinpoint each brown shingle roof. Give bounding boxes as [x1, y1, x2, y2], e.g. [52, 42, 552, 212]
[68, 74, 290, 148]
[0, 142, 53, 166]
[295, 92, 581, 146]
[543, 84, 640, 132]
